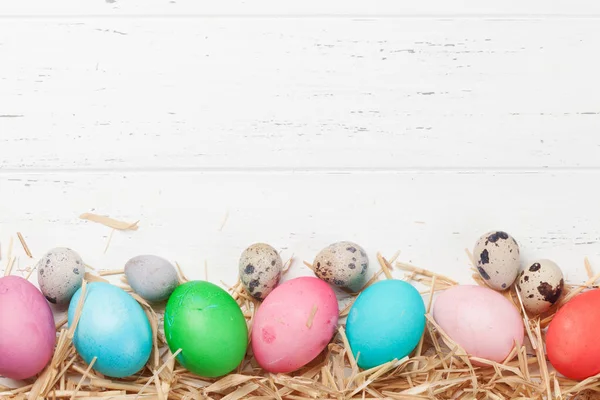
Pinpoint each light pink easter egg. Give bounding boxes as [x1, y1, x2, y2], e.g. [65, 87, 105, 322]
[433, 285, 524, 364]
[0, 276, 56, 380]
[251, 277, 339, 373]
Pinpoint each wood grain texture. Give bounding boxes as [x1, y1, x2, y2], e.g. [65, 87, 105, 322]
[1, 171, 598, 289]
[1, 18, 599, 171]
[2, 0, 600, 17]
[1, 3, 600, 360]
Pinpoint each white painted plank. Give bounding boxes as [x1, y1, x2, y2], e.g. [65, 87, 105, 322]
[1, 171, 598, 292]
[1, 19, 599, 171]
[2, 0, 600, 17]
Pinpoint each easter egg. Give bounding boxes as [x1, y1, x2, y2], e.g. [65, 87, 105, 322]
[313, 241, 369, 291]
[164, 281, 248, 377]
[347, 280, 425, 369]
[547, 289, 600, 380]
[68, 282, 152, 378]
[252, 277, 338, 373]
[433, 285, 524, 363]
[517, 259, 564, 314]
[0, 276, 56, 380]
[37, 247, 84, 306]
[238, 243, 283, 300]
[124, 255, 179, 302]
[473, 231, 521, 291]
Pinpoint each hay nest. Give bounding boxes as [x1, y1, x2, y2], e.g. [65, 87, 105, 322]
[3, 242, 600, 399]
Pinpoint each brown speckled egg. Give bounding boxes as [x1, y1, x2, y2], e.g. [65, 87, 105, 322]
[313, 241, 368, 291]
[517, 259, 564, 314]
[239, 243, 283, 300]
[473, 231, 520, 291]
[37, 247, 84, 306]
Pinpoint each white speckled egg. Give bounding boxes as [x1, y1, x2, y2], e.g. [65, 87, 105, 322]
[37, 247, 84, 306]
[124, 255, 180, 302]
[239, 243, 283, 300]
[313, 241, 368, 291]
[517, 259, 564, 314]
[473, 231, 520, 291]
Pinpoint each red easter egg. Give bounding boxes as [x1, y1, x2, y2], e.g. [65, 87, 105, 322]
[546, 289, 600, 380]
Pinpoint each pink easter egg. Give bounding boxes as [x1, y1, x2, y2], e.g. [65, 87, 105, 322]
[433, 285, 524, 364]
[0, 276, 56, 380]
[251, 277, 339, 373]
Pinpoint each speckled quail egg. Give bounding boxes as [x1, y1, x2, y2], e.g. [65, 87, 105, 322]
[37, 247, 84, 306]
[239, 243, 283, 300]
[473, 231, 520, 291]
[517, 259, 564, 314]
[124, 255, 180, 302]
[313, 241, 368, 291]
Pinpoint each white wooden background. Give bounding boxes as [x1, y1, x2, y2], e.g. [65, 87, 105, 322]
[1, 0, 600, 317]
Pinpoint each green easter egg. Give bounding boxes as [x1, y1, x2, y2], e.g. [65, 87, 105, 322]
[164, 281, 248, 377]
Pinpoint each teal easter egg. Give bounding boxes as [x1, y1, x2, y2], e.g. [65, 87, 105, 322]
[346, 280, 426, 369]
[68, 282, 152, 378]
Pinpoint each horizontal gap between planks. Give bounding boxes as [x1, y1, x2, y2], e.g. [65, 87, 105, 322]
[2, 166, 600, 175]
[1, 14, 600, 20]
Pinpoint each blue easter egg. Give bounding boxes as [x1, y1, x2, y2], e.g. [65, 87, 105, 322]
[346, 280, 426, 369]
[68, 282, 152, 378]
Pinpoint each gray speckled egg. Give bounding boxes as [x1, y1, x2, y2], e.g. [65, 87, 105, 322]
[124, 255, 179, 302]
[37, 247, 84, 306]
[239, 243, 282, 300]
[313, 241, 368, 291]
[517, 259, 564, 314]
[473, 231, 520, 291]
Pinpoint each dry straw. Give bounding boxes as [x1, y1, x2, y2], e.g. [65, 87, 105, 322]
[79, 213, 139, 231]
[2, 250, 600, 399]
